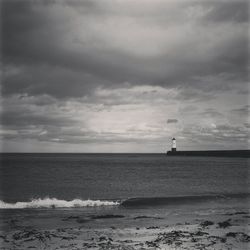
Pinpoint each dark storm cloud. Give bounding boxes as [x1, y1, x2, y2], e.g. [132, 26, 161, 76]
[1, 94, 77, 130]
[2, 65, 107, 98]
[167, 119, 178, 124]
[202, 1, 248, 23]
[244, 123, 250, 128]
[231, 105, 250, 116]
[1, 110, 75, 128]
[2, 0, 248, 98]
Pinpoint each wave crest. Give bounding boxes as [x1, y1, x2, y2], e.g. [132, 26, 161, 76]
[0, 198, 120, 209]
[121, 193, 250, 207]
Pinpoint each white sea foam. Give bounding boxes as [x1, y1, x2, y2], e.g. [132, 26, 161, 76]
[0, 198, 120, 209]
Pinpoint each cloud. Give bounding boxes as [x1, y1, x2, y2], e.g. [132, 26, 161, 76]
[244, 123, 250, 128]
[2, 0, 248, 99]
[231, 105, 250, 116]
[201, 1, 248, 23]
[1, 83, 248, 149]
[199, 108, 224, 118]
[1, 0, 249, 152]
[167, 119, 178, 124]
[178, 123, 248, 150]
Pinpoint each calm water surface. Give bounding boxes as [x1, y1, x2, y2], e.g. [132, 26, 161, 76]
[0, 153, 249, 203]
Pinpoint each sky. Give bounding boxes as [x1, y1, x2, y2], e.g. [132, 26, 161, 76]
[1, 0, 249, 152]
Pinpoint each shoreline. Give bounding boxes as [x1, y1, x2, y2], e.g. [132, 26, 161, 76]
[1, 199, 249, 249]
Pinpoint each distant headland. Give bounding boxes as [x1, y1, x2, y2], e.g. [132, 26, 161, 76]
[167, 138, 250, 158]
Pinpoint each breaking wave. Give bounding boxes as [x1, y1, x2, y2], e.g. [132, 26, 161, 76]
[0, 198, 120, 209]
[121, 193, 250, 207]
[1, 193, 248, 209]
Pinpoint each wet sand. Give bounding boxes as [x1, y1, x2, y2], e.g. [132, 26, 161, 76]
[0, 205, 249, 250]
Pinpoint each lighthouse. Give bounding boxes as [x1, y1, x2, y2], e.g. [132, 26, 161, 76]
[172, 138, 177, 152]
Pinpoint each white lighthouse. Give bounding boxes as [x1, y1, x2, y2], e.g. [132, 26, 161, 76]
[172, 138, 177, 152]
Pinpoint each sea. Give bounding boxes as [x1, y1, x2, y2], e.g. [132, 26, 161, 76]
[0, 153, 250, 244]
[0, 153, 248, 250]
[0, 153, 249, 206]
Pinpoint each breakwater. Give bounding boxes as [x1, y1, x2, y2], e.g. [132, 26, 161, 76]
[166, 150, 250, 158]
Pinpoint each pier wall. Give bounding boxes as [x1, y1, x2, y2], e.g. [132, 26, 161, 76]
[166, 150, 250, 158]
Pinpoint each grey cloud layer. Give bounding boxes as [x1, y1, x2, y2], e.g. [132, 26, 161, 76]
[2, 0, 248, 98]
[1, 0, 249, 151]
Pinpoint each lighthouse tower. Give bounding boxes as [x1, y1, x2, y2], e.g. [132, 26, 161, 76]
[172, 138, 177, 152]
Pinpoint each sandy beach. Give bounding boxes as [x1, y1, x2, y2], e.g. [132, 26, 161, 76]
[1, 201, 249, 250]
